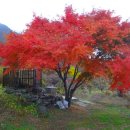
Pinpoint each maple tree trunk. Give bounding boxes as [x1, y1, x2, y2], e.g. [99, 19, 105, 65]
[64, 88, 73, 107]
[55, 64, 86, 107]
[62, 78, 74, 107]
[117, 90, 124, 97]
[65, 96, 72, 107]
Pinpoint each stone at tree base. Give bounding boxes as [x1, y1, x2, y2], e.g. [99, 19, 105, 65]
[56, 101, 66, 109]
[63, 100, 68, 108]
[56, 99, 69, 109]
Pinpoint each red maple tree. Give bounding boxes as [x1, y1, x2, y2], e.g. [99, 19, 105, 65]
[1, 6, 130, 106]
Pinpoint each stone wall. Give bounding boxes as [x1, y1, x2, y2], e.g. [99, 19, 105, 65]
[5, 87, 62, 108]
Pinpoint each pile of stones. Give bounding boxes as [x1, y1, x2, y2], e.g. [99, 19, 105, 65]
[5, 87, 63, 112]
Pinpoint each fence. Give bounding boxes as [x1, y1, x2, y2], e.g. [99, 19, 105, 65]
[3, 68, 42, 88]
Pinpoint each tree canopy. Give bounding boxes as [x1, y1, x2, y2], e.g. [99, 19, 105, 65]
[1, 6, 130, 105]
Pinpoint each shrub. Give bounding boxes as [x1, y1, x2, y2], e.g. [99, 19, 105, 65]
[0, 85, 38, 116]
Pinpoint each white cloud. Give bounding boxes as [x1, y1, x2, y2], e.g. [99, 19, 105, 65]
[0, 0, 130, 32]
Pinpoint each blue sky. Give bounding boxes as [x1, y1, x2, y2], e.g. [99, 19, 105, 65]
[0, 0, 130, 32]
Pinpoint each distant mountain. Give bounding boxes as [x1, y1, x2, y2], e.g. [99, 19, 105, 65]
[0, 23, 12, 43]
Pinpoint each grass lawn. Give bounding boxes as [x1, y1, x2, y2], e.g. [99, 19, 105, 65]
[0, 100, 130, 130]
[0, 85, 130, 130]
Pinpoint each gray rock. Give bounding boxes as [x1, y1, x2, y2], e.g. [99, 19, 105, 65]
[4, 87, 63, 109]
[45, 86, 56, 95]
[37, 104, 48, 114]
[5, 88, 15, 94]
[36, 98, 42, 104]
[15, 92, 22, 96]
[21, 89, 27, 93]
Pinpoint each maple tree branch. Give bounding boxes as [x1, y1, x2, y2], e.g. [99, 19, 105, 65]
[55, 63, 64, 81]
[55, 63, 69, 97]
[63, 64, 70, 81]
[71, 78, 86, 94]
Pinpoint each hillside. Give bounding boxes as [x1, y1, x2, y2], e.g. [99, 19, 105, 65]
[0, 23, 12, 43]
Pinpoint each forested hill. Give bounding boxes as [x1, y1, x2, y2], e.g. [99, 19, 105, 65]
[0, 23, 12, 43]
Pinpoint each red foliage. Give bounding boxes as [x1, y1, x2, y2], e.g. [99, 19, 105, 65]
[108, 55, 130, 91]
[1, 6, 130, 92]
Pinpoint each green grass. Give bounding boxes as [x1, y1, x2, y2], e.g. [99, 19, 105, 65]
[0, 85, 130, 130]
[1, 101, 129, 130]
[0, 85, 38, 116]
[67, 105, 130, 130]
[0, 121, 36, 130]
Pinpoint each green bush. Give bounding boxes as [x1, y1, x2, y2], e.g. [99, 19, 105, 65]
[0, 67, 3, 84]
[0, 85, 38, 116]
